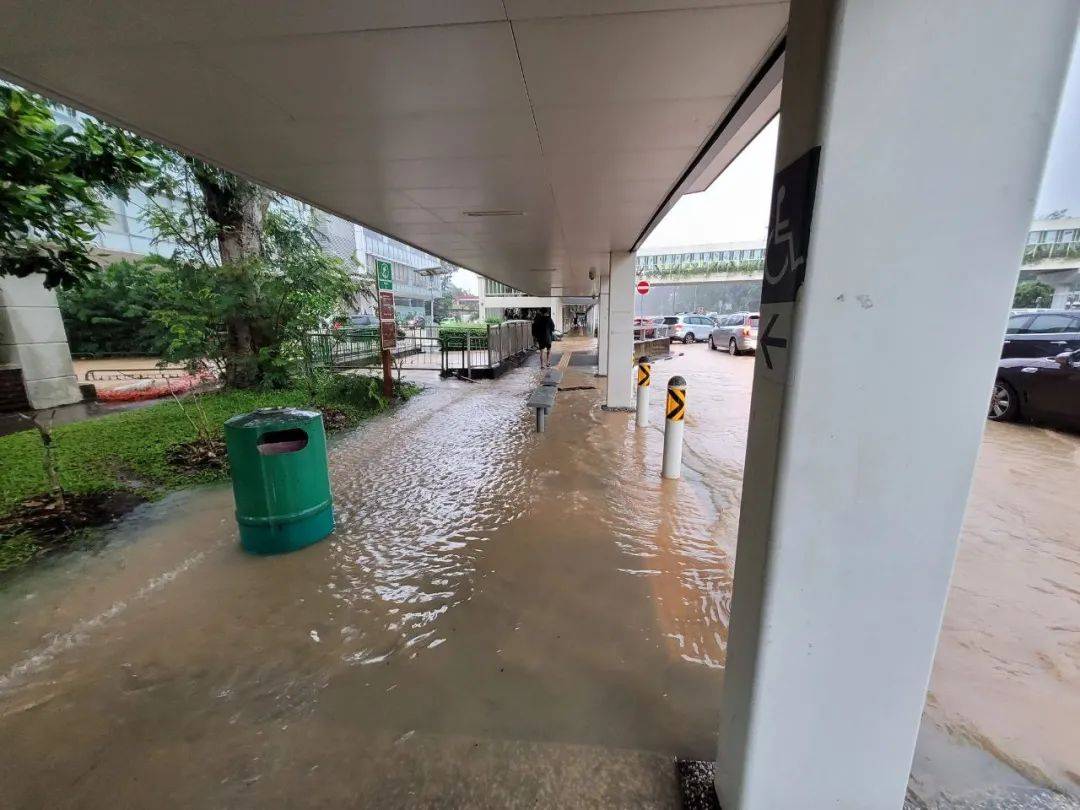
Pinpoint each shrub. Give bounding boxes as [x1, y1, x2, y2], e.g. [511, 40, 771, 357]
[439, 322, 489, 349]
[58, 257, 170, 356]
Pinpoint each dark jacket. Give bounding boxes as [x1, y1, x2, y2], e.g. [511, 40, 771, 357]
[531, 314, 555, 343]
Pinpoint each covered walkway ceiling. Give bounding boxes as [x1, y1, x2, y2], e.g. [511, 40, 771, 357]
[0, 1, 787, 296]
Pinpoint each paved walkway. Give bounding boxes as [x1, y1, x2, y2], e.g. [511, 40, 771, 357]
[0, 338, 1077, 807]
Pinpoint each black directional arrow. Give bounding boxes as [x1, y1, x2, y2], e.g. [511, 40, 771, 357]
[760, 312, 788, 370]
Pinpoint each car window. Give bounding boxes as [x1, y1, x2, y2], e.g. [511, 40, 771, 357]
[1025, 313, 1077, 333]
[748, 315, 760, 327]
[663, 316, 679, 325]
[1005, 314, 1032, 334]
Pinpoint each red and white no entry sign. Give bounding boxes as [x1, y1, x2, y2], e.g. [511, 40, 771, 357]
[636, 279, 651, 295]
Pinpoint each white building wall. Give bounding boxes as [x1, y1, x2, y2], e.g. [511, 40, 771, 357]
[0, 275, 82, 409]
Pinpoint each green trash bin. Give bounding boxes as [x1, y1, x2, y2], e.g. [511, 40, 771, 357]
[223, 407, 334, 554]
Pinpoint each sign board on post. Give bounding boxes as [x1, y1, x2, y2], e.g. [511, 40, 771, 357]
[636, 279, 651, 295]
[380, 319, 397, 349]
[376, 259, 394, 291]
[378, 290, 395, 321]
[758, 146, 820, 382]
[374, 260, 396, 349]
[374, 259, 396, 397]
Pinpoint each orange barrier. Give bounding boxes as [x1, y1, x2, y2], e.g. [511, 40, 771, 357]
[96, 371, 215, 403]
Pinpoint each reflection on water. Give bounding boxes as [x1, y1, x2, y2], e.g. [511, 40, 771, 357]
[0, 340, 1076, 807]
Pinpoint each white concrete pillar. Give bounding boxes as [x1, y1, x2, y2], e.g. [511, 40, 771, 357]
[0, 274, 82, 410]
[715, 2, 1077, 808]
[597, 272, 610, 376]
[605, 251, 635, 409]
[550, 288, 564, 334]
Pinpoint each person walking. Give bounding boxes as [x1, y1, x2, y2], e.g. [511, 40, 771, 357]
[531, 309, 556, 369]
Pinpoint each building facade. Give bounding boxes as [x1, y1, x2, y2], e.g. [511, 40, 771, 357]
[637, 240, 766, 270]
[353, 228, 450, 320]
[1020, 217, 1080, 308]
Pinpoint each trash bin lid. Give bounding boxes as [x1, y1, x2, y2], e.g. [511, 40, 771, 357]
[224, 407, 322, 431]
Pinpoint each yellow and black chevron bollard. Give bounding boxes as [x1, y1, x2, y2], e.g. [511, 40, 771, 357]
[662, 375, 686, 479]
[636, 355, 651, 427]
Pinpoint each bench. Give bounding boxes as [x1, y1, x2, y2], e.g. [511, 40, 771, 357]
[526, 385, 557, 433]
[540, 368, 563, 387]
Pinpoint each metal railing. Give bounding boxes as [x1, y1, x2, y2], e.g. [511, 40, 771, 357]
[302, 322, 536, 376]
[1023, 240, 1080, 263]
[302, 331, 381, 371]
[84, 367, 191, 382]
[441, 320, 533, 378]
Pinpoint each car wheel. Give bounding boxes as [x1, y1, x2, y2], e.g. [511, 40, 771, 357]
[988, 380, 1019, 422]
[709, 336, 716, 351]
[729, 338, 739, 356]
[684, 332, 695, 344]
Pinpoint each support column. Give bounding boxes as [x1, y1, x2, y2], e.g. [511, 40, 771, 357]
[550, 288, 565, 334]
[605, 251, 635, 409]
[0, 274, 81, 410]
[716, 2, 1077, 808]
[596, 271, 610, 376]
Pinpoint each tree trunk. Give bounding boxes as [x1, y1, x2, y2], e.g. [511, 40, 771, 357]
[191, 161, 270, 388]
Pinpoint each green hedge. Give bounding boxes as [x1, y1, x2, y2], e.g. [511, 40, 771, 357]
[439, 322, 489, 349]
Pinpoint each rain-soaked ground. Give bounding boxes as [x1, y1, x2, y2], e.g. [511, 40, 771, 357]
[0, 336, 1077, 808]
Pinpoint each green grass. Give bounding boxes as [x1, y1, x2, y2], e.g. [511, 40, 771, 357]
[0, 380, 418, 517]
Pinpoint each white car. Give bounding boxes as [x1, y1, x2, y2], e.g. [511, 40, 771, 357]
[663, 314, 715, 344]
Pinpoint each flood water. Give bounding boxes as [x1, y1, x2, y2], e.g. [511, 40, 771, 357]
[0, 337, 1077, 807]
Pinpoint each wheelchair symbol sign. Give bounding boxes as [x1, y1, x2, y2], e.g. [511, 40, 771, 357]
[762, 147, 820, 305]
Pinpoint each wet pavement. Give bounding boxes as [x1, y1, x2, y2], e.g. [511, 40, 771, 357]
[0, 337, 1077, 807]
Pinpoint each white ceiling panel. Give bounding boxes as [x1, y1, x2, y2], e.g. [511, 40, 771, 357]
[534, 98, 734, 156]
[0, 1, 788, 296]
[198, 24, 528, 121]
[512, 6, 788, 105]
[0, 1, 507, 55]
[506, 0, 784, 19]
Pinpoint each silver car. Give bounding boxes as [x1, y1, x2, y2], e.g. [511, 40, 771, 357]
[710, 312, 759, 355]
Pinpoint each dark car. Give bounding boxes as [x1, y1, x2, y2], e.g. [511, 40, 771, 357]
[1001, 310, 1080, 358]
[989, 348, 1080, 431]
[334, 313, 405, 339]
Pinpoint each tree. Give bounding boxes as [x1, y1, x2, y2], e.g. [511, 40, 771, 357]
[142, 156, 369, 388]
[0, 86, 160, 288]
[1013, 280, 1055, 309]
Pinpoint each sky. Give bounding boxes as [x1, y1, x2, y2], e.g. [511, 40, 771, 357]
[457, 36, 1079, 290]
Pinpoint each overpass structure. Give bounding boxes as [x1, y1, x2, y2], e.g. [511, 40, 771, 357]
[1, 2, 1076, 807]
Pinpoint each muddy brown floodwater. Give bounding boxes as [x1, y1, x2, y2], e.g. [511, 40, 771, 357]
[0, 337, 1077, 808]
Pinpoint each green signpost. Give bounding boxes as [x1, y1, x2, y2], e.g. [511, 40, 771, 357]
[376, 259, 393, 291]
[374, 259, 395, 397]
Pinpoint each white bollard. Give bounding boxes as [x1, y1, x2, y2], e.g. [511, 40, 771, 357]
[662, 375, 686, 479]
[636, 355, 651, 428]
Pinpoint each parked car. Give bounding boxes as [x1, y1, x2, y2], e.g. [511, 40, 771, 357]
[989, 348, 1080, 430]
[663, 314, 714, 343]
[334, 313, 404, 339]
[1002, 310, 1080, 358]
[710, 312, 759, 355]
[633, 316, 656, 338]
